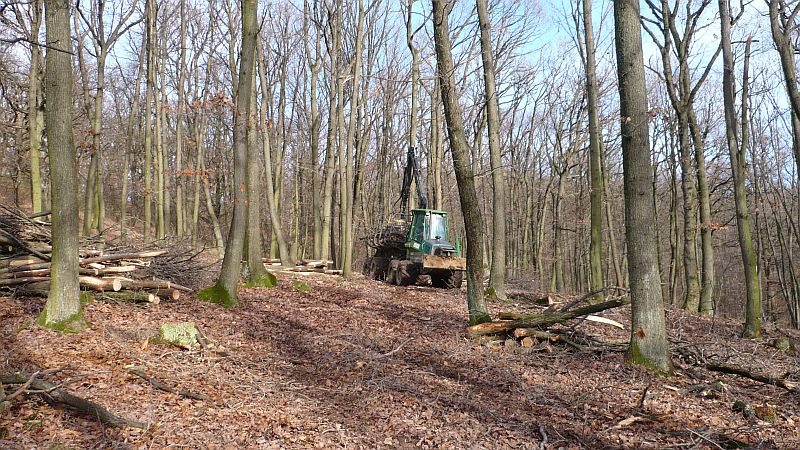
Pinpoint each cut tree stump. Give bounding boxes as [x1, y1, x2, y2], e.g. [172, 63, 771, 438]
[155, 322, 200, 349]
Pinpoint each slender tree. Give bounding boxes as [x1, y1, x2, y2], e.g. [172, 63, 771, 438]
[719, 0, 761, 338]
[476, 0, 508, 301]
[579, 0, 604, 303]
[432, 0, 490, 325]
[198, 0, 258, 307]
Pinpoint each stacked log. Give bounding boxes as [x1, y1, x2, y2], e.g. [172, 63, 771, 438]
[262, 258, 342, 275]
[0, 206, 194, 302]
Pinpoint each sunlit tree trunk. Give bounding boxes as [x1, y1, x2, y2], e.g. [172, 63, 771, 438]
[40, 0, 86, 331]
[28, 0, 44, 214]
[613, 0, 672, 373]
[199, 0, 258, 307]
[719, 2, 762, 337]
[476, 0, 507, 301]
[580, 0, 604, 302]
[432, 0, 490, 325]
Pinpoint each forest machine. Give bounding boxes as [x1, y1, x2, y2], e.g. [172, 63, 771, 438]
[362, 146, 465, 288]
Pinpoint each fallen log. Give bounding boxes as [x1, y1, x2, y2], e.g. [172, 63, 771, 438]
[674, 347, 799, 394]
[513, 328, 558, 340]
[99, 291, 160, 304]
[150, 288, 181, 300]
[0, 276, 122, 292]
[0, 373, 147, 429]
[79, 276, 123, 292]
[80, 250, 167, 265]
[113, 278, 192, 293]
[0, 276, 50, 287]
[467, 297, 630, 337]
[0, 268, 50, 278]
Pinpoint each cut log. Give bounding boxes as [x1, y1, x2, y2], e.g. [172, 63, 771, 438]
[467, 297, 630, 337]
[0, 268, 50, 278]
[113, 278, 192, 293]
[513, 328, 558, 340]
[0, 373, 147, 429]
[99, 291, 159, 304]
[0, 276, 49, 287]
[150, 288, 181, 300]
[78, 276, 122, 291]
[80, 250, 167, 265]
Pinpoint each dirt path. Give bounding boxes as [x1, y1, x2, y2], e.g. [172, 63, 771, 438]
[1, 275, 799, 448]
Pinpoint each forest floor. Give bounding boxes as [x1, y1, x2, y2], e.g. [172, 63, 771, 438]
[1, 273, 799, 449]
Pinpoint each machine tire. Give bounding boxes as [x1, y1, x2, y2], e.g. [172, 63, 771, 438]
[395, 261, 419, 286]
[432, 270, 463, 289]
[371, 257, 389, 281]
[362, 257, 373, 277]
[387, 260, 400, 285]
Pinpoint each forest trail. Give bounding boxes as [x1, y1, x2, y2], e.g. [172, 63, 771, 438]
[1, 275, 799, 448]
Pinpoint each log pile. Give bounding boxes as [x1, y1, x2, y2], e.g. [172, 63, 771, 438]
[467, 288, 631, 351]
[0, 206, 196, 302]
[263, 258, 342, 275]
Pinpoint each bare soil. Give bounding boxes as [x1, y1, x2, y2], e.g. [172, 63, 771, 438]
[1, 275, 798, 449]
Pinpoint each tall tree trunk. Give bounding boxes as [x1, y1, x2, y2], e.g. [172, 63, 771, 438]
[175, 0, 187, 238]
[199, 0, 258, 307]
[432, 0, 490, 325]
[769, 0, 800, 179]
[340, 0, 366, 277]
[320, 2, 342, 262]
[719, 5, 762, 337]
[40, 0, 86, 331]
[304, 1, 322, 259]
[28, 0, 44, 214]
[244, 80, 271, 284]
[476, 0, 507, 301]
[613, 0, 672, 373]
[689, 110, 715, 315]
[143, 0, 155, 240]
[581, 0, 604, 302]
[257, 41, 293, 267]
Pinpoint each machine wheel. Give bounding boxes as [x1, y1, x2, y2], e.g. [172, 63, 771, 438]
[395, 261, 419, 286]
[431, 270, 463, 289]
[362, 257, 373, 277]
[387, 260, 400, 285]
[370, 257, 389, 281]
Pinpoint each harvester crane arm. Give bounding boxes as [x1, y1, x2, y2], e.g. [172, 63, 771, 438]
[399, 146, 428, 216]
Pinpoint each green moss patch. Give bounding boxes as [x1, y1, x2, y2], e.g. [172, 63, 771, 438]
[36, 307, 89, 333]
[292, 281, 311, 293]
[198, 282, 238, 308]
[244, 272, 277, 289]
[625, 339, 671, 376]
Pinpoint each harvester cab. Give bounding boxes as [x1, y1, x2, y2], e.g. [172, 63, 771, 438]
[405, 209, 460, 259]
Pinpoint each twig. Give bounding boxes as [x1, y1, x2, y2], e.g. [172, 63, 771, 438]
[5, 370, 40, 401]
[687, 428, 726, 450]
[126, 366, 208, 401]
[371, 338, 414, 360]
